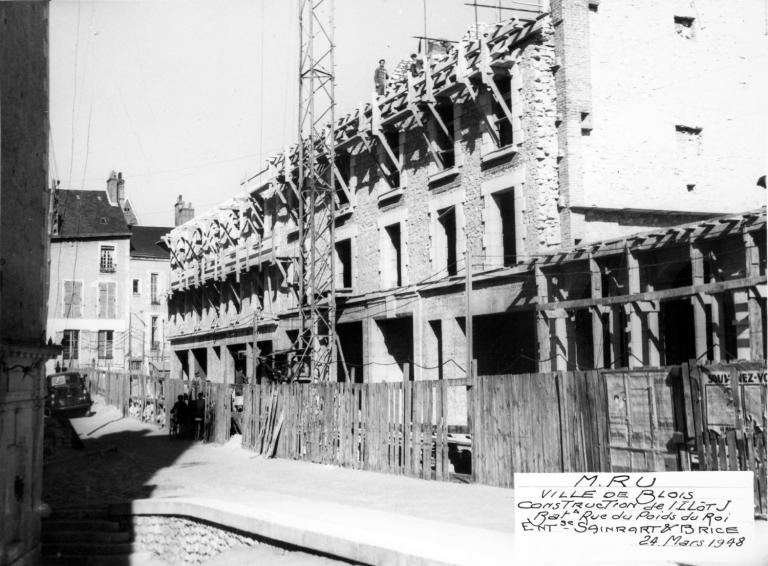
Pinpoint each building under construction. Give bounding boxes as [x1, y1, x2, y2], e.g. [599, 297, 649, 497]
[164, 2, 766, 385]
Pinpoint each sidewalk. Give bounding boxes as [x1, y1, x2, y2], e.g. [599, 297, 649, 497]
[52, 398, 767, 566]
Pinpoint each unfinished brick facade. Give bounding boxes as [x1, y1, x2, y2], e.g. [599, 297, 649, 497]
[166, 4, 766, 387]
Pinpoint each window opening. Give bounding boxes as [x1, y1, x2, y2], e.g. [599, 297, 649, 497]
[493, 191, 517, 265]
[150, 273, 159, 304]
[437, 206, 458, 276]
[335, 239, 353, 288]
[492, 76, 513, 146]
[384, 223, 403, 287]
[100, 246, 115, 273]
[384, 131, 400, 187]
[98, 330, 114, 359]
[62, 330, 79, 360]
[434, 101, 455, 169]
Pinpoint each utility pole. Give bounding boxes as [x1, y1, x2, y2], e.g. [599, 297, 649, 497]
[293, 0, 337, 382]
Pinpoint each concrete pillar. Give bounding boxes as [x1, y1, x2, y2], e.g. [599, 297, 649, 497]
[207, 345, 222, 382]
[187, 350, 196, 381]
[171, 350, 182, 380]
[589, 257, 604, 369]
[552, 310, 568, 371]
[646, 305, 661, 367]
[535, 266, 551, 372]
[245, 342, 254, 380]
[626, 250, 643, 368]
[733, 289, 752, 360]
[362, 317, 374, 383]
[222, 345, 236, 384]
[423, 319, 442, 381]
[610, 307, 623, 368]
[690, 245, 708, 361]
[442, 316, 467, 380]
[710, 293, 726, 362]
[744, 232, 765, 360]
[413, 299, 424, 381]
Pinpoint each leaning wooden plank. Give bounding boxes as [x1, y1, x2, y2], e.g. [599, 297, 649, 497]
[266, 412, 285, 458]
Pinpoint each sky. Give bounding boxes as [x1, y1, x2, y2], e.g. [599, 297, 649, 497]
[50, 0, 520, 226]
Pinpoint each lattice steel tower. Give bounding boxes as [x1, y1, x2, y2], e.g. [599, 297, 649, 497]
[294, 0, 336, 381]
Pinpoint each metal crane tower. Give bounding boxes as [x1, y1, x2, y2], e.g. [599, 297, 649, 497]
[294, 0, 337, 381]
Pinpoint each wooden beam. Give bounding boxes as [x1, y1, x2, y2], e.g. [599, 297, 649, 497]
[537, 274, 766, 312]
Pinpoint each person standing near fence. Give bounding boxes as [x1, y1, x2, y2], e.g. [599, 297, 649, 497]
[194, 392, 205, 441]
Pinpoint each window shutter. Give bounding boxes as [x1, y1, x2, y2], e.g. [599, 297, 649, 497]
[63, 281, 73, 317]
[98, 283, 107, 318]
[107, 282, 116, 318]
[72, 281, 83, 318]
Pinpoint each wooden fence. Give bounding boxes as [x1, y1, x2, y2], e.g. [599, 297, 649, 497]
[164, 379, 233, 444]
[90, 362, 766, 513]
[685, 361, 767, 514]
[87, 369, 165, 424]
[242, 379, 460, 480]
[472, 371, 611, 487]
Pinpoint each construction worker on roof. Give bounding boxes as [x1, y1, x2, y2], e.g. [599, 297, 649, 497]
[374, 59, 388, 96]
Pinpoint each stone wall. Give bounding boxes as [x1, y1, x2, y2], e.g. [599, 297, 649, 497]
[130, 515, 258, 565]
[0, 3, 52, 565]
[559, 0, 767, 245]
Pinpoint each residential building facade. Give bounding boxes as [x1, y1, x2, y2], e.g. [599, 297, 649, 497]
[47, 188, 132, 370]
[129, 227, 172, 375]
[47, 176, 176, 373]
[164, 2, 766, 385]
[0, 2, 58, 565]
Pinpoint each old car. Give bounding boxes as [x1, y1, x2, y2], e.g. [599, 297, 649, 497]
[46, 371, 92, 417]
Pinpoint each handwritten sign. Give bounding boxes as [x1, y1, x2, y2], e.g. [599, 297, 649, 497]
[514, 472, 756, 563]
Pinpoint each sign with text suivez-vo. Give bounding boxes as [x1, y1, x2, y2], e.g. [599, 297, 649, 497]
[513, 472, 758, 564]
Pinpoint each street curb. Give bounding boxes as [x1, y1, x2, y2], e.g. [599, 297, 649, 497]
[110, 497, 511, 566]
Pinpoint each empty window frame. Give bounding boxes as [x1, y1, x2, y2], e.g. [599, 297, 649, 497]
[150, 273, 160, 304]
[334, 153, 352, 207]
[132, 278, 140, 295]
[433, 100, 455, 169]
[100, 246, 115, 273]
[435, 206, 458, 276]
[493, 191, 517, 265]
[97, 282, 117, 319]
[383, 130, 401, 188]
[63, 280, 83, 318]
[98, 330, 114, 359]
[335, 238, 353, 289]
[491, 75, 513, 146]
[382, 223, 403, 288]
[62, 329, 79, 361]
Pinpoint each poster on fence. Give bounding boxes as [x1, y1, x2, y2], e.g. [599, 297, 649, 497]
[513, 471, 760, 565]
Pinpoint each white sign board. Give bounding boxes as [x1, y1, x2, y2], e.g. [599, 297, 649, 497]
[514, 472, 758, 565]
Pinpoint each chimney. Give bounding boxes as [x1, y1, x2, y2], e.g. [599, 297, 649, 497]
[106, 171, 118, 204]
[174, 194, 195, 226]
[117, 172, 126, 205]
